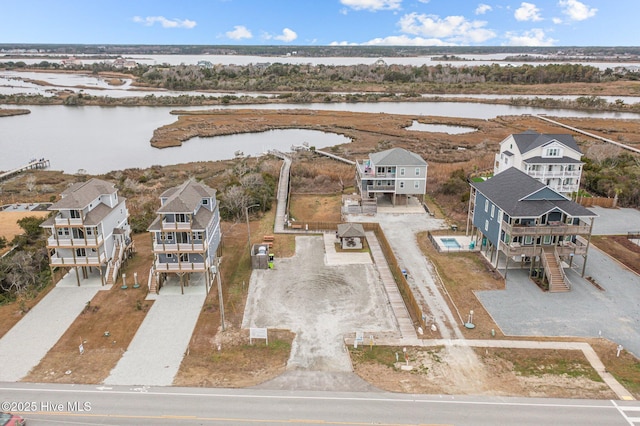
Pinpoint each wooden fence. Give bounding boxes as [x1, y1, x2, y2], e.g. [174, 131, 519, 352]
[576, 196, 616, 208]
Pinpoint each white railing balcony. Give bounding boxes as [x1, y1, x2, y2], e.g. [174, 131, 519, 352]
[367, 184, 395, 192]
[54, 217, 83, 226]
[161, 220, 192, 231]
[153, 241, 206, 253]
[153, 261, 206, 272]
[50, 255, 104, 266]
[47, 235, 104, 248]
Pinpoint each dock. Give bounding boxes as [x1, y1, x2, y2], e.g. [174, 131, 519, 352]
[0, 159, 50, 181]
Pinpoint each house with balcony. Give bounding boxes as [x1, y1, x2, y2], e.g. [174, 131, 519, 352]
[467, 167, 596, 292]
[494, 132, 583, 196]
[147, 180, 221, 294]
[355, 148, 427, 206]
[41, 178, 132, 286]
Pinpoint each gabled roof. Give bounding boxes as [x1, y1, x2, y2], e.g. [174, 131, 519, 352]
[337, 223, 365, 238]
[158, 180, 217, 214]
[471, 167, 595, 218]
[510, 132, 582, 155]
[50, 178, 117, 210]
[369, 148, 427, 167]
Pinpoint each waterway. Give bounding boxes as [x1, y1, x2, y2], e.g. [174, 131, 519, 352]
[1, 102, 638, 174]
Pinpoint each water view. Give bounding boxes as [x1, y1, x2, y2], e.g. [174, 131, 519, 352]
[2, 101, 638, 174]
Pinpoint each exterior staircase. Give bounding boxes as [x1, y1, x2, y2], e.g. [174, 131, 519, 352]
[148, 267, 158, 294]
[543, 247, 570, 292]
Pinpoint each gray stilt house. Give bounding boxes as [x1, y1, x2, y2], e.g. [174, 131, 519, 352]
[467, 168, 596, 292]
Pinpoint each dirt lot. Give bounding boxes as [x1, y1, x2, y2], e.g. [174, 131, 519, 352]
[0, 209, 50, 254]
[350, 345, 615, 398]
[591, 235, 640, 275]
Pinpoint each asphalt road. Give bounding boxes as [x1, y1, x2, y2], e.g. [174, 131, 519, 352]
[1, 382, 638, 426]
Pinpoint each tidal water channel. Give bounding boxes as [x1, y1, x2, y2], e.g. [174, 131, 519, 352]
[1, 102, 638, 174]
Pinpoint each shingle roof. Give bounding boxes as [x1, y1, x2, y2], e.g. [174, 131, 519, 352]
[471, 167, 595, 218]
[369, 148, 427, 167]
[158, 180, 217, 214]
[337, 223, 365, 238]
[50, 178, 117, 210]
[511, 132, 582, 155]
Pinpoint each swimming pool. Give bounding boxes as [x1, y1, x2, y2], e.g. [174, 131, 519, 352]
[440, 238, 462, 249]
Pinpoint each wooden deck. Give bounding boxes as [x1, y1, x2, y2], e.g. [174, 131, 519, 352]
[0, 159, 50, 181]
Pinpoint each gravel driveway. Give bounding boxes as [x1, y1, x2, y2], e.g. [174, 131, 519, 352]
[242, 235, 398, 372]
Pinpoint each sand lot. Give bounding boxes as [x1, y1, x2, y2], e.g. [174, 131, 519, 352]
[242, 235, 398, 372]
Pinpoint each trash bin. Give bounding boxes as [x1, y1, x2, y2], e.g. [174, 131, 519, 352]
[402, 269, 408, 279]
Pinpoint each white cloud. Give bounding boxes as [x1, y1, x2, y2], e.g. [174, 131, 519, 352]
[558, 0, 597, 21]
[225, 25, 252, 40]
[132, 16, 196, 29]
[331, 35, 454, 46]
[339, 0, 402, 12]
[475, 4, 492, 15]
[274, 28, 298, 42]
[398, 13, 496, 43]
[514, 2, 543, 21]
[552, 17, 563, 24]
[504, 28, 557, 46]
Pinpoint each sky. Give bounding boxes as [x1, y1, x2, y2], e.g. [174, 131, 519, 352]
[1, 0, 636, 47]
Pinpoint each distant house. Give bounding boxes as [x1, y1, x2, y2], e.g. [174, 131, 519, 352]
[147, 180, 221, 294]
[494, 131, 583, 196]
[355, 148, 428, 205]
[112, 57, 137, 69]
[467, 168, 596, 292]
[41, 178, 132, 286]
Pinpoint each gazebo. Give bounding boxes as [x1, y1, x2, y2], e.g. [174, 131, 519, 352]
[336, 223, 366, 249]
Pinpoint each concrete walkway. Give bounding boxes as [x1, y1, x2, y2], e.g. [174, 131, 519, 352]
[104, 274, 207, 386]
[365, 231, 415, 339]
[323, 233, 372, 265]
[0, 269, 106, 382]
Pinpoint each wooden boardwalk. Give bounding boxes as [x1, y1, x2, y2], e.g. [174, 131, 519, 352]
[0, 159, 50, 181]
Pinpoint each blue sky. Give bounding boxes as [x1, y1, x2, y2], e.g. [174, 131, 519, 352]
[1, 0, 634, 47]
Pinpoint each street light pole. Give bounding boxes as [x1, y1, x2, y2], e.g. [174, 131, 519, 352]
[245, 203, 260, 253]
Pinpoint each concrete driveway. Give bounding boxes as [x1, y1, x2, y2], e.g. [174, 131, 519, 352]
[589, 207, 640, 235]
[0, 268, 106, 381]
[477, 246, 640, 357]
[242, 236, 398, 373]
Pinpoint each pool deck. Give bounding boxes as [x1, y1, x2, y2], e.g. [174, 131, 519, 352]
[433, 235, 476, 252]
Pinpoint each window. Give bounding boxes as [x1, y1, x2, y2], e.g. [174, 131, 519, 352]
[484, 200, 489, 212]
[415, 168, 420, 176]
[491, 205, 495, 218]
[180, 253, 189, 262]
[176, 213, 187, 223]
[484, 220, 489, 231]
[86, 228, 93, 236]
[546, 148, 560, 157]
[70, 210, 81, 219]
[166, 253, 173, 259]
[400, 168, 405, 176]
[75, 248, 86, 257]
[414, 181, 419, 189]
[167, 233, 173, 241]
[543, 235, 552, 245]
[399, 181, 405, 188]
[524, 236, 533, 245]
[202, 199, 209, 205]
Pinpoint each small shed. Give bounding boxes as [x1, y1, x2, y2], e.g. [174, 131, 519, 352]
[251, 243, 270, 269]
[337, 223, 365, 249]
